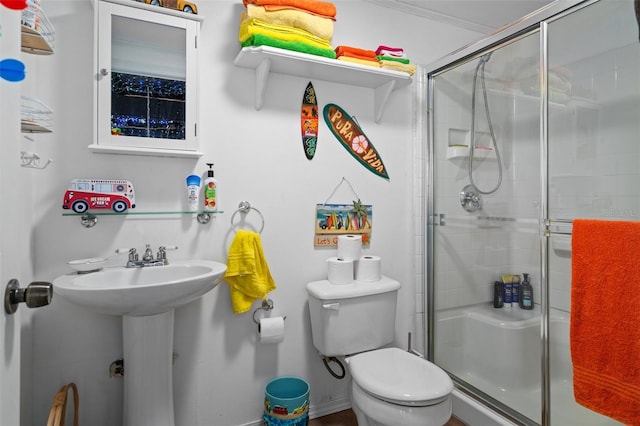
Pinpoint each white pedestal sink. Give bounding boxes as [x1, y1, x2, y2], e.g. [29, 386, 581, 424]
[53, 259, 227, 426]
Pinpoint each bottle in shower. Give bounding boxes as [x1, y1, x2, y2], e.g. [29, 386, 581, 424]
[493, 281, 504, 308]
[519, 273, 534, 310]
[511, 275, 520, 307]
[502, 275, 512, 307]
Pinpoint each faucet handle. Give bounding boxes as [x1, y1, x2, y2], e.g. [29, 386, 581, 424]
[115, 247, 138, 261]
[157, 245, 178, 264]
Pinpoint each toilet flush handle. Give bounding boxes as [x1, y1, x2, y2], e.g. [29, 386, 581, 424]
[322, 302, 340, 311]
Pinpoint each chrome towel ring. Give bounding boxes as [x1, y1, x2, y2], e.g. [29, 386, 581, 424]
[231, 201, 265, 234]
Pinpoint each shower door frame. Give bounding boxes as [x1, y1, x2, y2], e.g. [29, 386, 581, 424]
[423, 1, 597, 425]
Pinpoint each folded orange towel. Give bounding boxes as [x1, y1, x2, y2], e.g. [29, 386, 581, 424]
[571, 219, 640, 425]
[262, 4, 335, 20]
[337, 51, 380, 63]
[337, 57, 381, 68]
[243, 0, 336, 19]
[334, 45, 376, 59]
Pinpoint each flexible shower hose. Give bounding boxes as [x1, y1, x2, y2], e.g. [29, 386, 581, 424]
[469, 53, 503, 195]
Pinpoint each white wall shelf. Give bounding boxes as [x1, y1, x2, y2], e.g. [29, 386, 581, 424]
[233, 46, 413, 123]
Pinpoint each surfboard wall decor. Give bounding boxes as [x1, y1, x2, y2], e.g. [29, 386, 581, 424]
[322, 103, 389, 179]
[301, 82, 318, 160]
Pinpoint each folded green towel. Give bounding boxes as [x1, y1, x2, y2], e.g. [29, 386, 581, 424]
[376, 55, 410, 64]
[242, 34, 336, 59]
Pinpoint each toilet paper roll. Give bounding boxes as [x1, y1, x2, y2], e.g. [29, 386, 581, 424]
[337, 234, 362, 261]
[355, 255, 382, 282]
[258, 317, 285, 344]
[326, 256, 354, 285]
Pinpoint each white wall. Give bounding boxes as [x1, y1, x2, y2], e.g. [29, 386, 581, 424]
[25, 1, 481, 425]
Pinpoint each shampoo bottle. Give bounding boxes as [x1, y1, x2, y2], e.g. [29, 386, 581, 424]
[511, 274, 520, 307]
[203, 163, 218, 212]
[186, 174, 201, 211]
[502, 275, 513, 307]
[493, 281, 504, 308]
[519, 273, 534, 310]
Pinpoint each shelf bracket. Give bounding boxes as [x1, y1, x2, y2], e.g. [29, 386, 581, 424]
[373, 80, 396, 123]
[254, 57, 272, 110]
[80, 214, 98, 228]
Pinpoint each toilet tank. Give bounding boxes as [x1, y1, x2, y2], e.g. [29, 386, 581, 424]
[306, 276, 400, 357]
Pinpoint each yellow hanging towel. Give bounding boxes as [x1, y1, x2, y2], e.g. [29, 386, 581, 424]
[224, 230, 276, 314]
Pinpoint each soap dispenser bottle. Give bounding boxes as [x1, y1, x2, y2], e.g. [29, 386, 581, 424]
[519, 273, 534, 310]
[203, 163, 218, 212]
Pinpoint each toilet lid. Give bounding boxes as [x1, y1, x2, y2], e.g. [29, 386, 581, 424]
[349, 347, 454, 406]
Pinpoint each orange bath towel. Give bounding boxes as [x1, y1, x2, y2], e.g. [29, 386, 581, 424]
[571, 219, 640, 425]
[243, 0, 336, 19]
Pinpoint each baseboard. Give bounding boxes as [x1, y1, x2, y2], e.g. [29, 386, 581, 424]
[308, 395, 352, 419]
[237, 396, 352, 426]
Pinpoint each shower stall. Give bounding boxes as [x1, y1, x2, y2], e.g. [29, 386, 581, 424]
[424, 0, 639, 424]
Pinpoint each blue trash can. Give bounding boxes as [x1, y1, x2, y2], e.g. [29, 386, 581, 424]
[263, 376, 309, 426]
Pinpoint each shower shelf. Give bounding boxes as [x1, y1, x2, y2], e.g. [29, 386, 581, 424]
[233, 46, 413, 123]
[447, 146, 496, 160]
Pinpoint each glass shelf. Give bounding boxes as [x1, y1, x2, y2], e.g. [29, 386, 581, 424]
[62, 210, 223, 216]
[63, 210, 224, 228]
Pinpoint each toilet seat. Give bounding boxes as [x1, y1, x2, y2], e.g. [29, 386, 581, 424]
[348, 347, 454, 407]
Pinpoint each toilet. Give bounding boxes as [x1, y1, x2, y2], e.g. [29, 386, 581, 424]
[306, 276, 454, 426]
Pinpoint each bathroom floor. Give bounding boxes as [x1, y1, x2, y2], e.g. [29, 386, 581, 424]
[309, 409, 467, 425]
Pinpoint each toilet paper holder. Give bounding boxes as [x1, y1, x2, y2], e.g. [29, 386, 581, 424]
[252, 298, 286, 324]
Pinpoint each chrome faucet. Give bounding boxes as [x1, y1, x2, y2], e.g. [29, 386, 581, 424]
[142, 244, 154, 261]
[115, 244, 177, 268]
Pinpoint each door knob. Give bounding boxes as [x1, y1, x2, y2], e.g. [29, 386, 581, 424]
[4, 279, 53, 314]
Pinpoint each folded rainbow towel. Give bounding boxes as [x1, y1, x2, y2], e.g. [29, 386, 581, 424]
[338, 51, 379, 63]
[379, 61, 416, 75]
[239, 14, 334, 52]
[375, 45, 404, 58]
[241, 34, 336, 59]
[377, 55, 410, 64]
[335, 45, 376, 59]
[243, 0, 336, 19]
[337, 56, 381, 68]
[247, 4, 334, 40]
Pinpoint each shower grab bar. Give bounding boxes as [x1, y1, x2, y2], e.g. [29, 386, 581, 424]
[432, 214, 538, 229]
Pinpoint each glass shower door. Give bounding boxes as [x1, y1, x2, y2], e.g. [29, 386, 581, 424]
[546, 0, 639, 424]
[430, 31, 543, 424]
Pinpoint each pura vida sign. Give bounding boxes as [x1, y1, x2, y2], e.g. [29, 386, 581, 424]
[323, 104, 389, 179]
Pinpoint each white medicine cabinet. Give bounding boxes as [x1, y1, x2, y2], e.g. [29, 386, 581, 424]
[90, 0, 202, 158]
